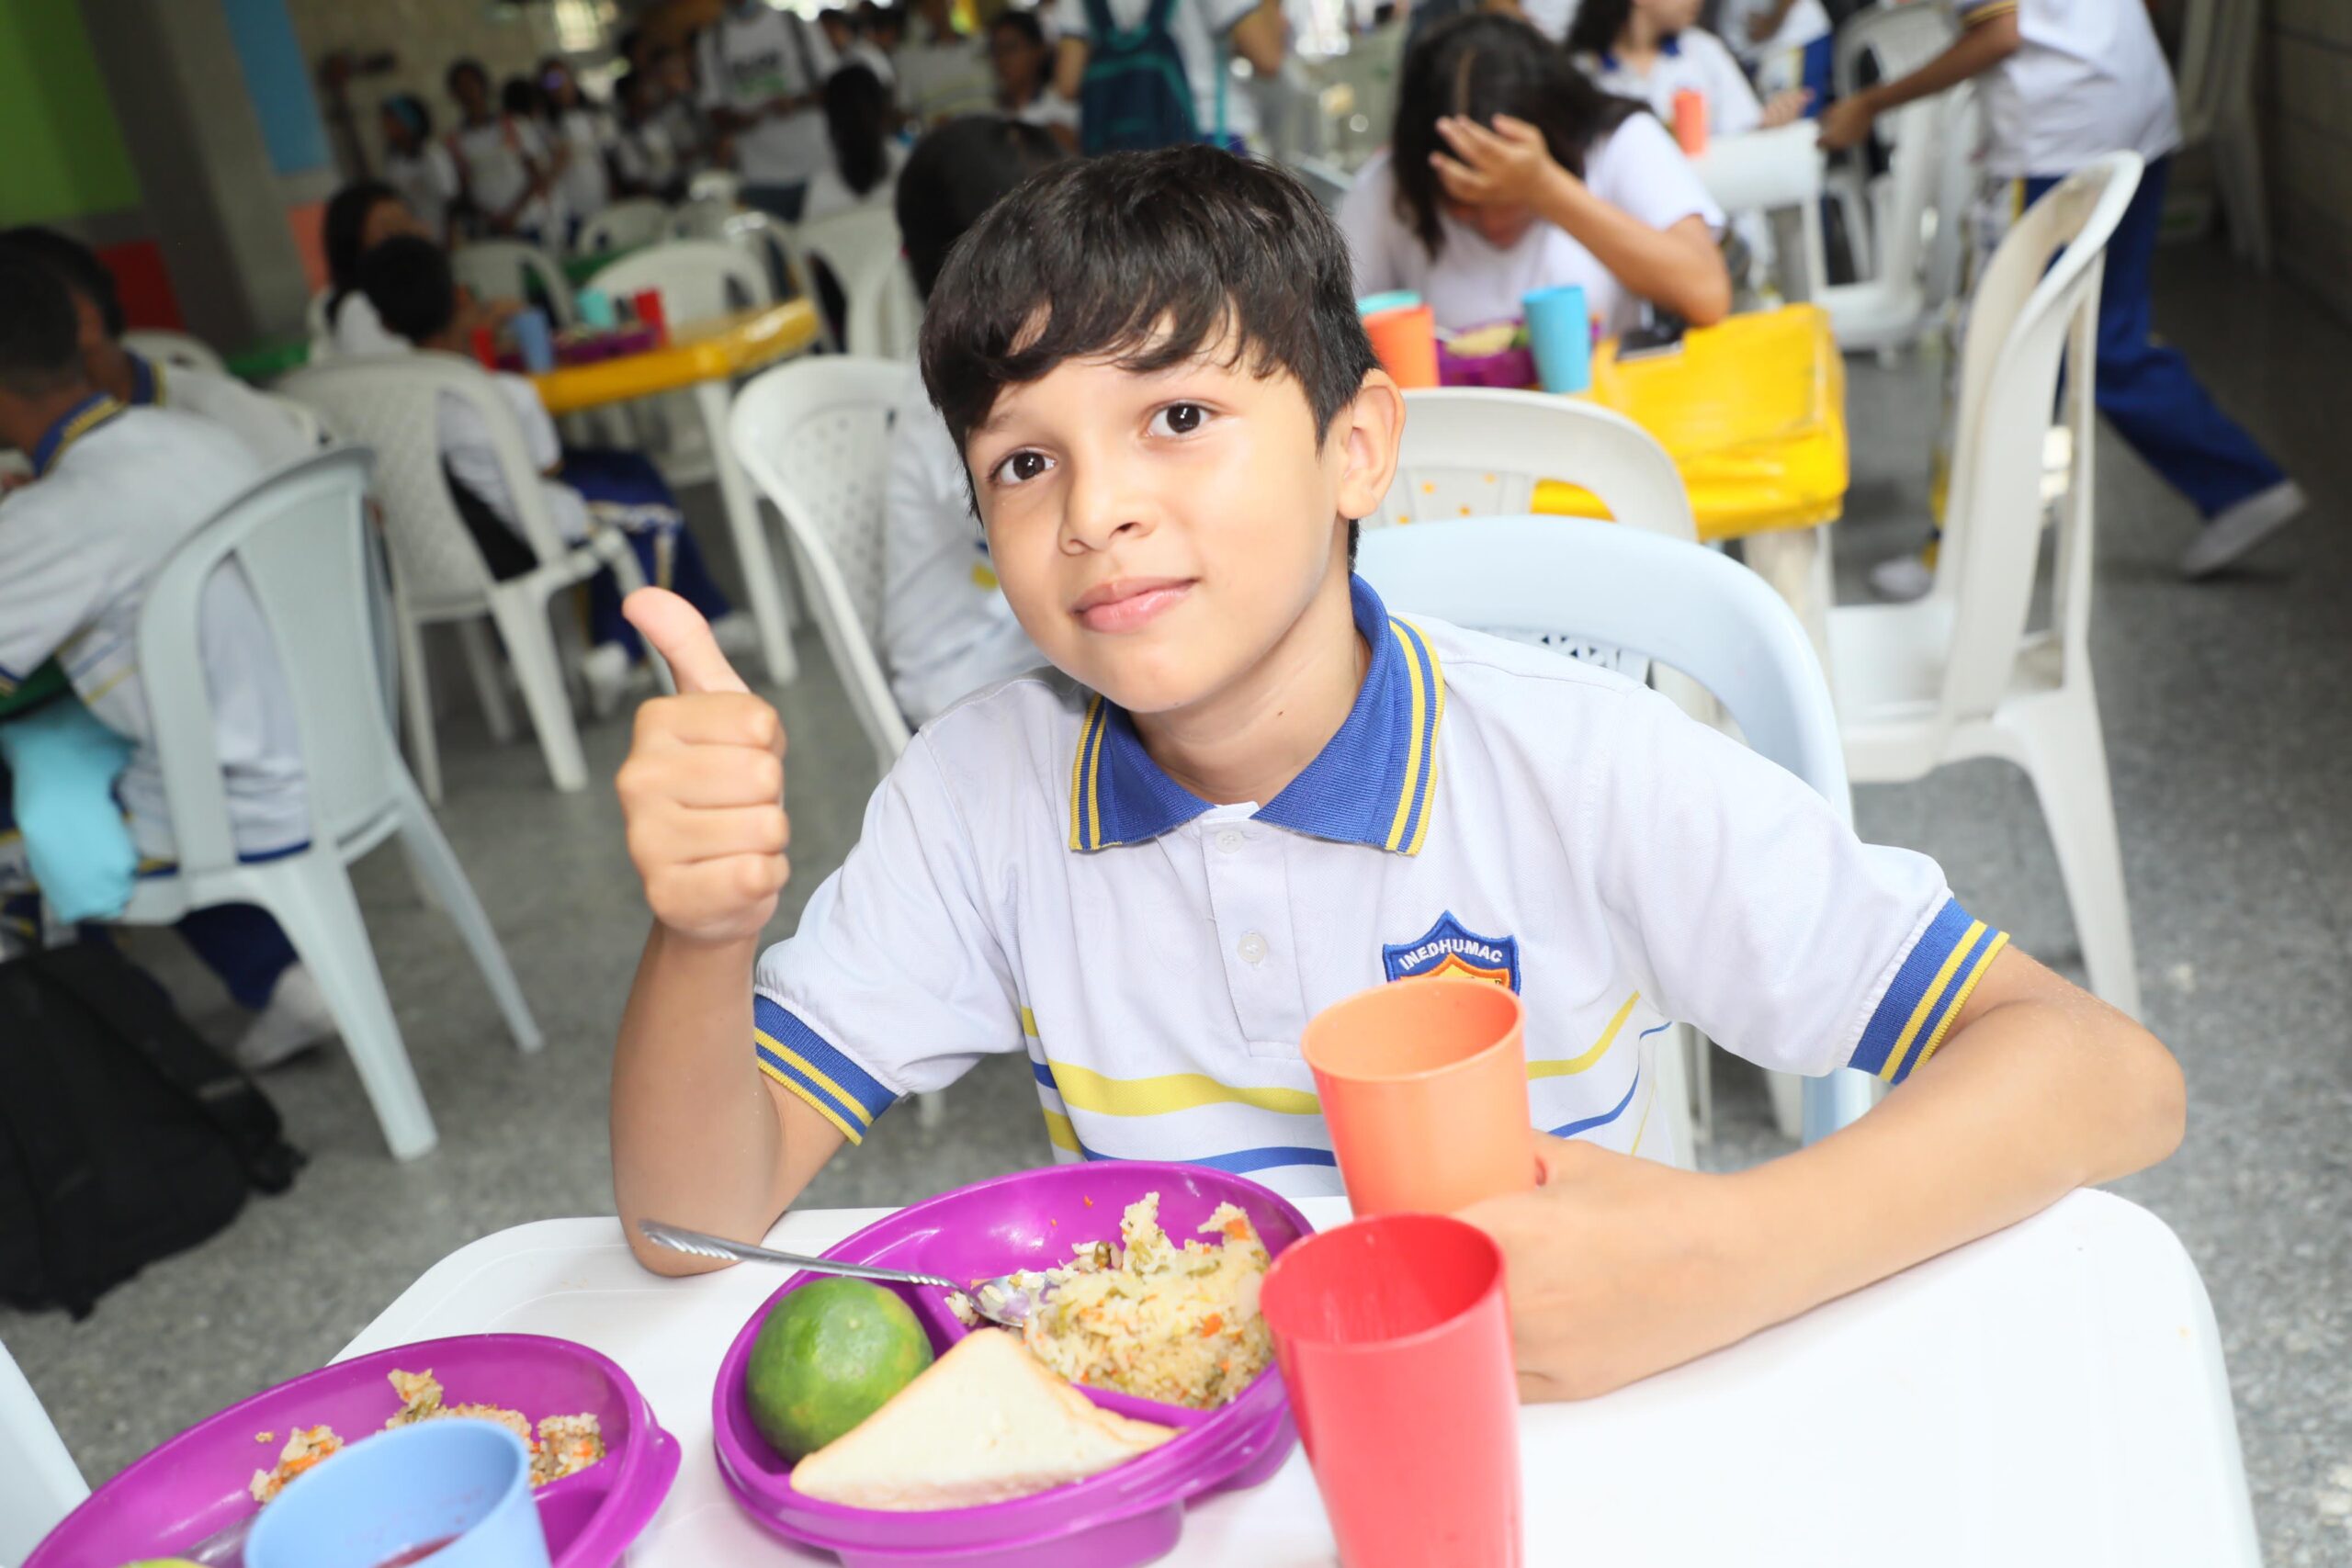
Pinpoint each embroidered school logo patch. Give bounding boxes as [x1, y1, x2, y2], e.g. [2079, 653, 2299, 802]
[1383, 912, 1521, 992]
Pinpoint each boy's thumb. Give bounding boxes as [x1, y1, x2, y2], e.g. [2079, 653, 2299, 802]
[624, 587, 749, 695]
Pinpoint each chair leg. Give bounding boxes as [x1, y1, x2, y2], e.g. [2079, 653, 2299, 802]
[2007, 691, 2143, 1020]
[396, 608, 444, 806]
[394, 781, 545, 1054]
[250, 862, 438, 1160]
[456, 618, 517, 744]
[488, 592, 590, 793]
[915, 1090, 946, 1131]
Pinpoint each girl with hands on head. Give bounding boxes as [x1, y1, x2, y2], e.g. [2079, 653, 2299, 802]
[1337, 13, 1730, 341]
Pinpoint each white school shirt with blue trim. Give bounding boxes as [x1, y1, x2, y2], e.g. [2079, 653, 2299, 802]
[752, 577, 2007, 1190]
[1583, 30, 1763, 139]
[1953, 0, 2180, 179]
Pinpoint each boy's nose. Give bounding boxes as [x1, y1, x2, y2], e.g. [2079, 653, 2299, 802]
[1058, 468, 1156, 553]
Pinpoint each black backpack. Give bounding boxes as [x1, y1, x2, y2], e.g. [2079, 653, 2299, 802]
[0, 941, 302, 1318]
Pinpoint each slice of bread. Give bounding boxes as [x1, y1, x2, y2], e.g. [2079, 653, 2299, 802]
[789, 1326, 1177, 1510]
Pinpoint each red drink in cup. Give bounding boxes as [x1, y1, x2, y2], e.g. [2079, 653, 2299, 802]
[630, 288, 669, 344]
[1673, 88, 1708, 156]
[1261, 1213, 1523, 1568]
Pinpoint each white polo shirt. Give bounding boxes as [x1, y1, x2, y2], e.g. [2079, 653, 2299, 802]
[700, 3, 840, 186]
[1340, 113, 1723, 338]
[1583, 29, 1764, 139]
[1954, 0, 2180, 179]
[130, 354, 316, 473]
[387, 142, 461, 242]
[752, 577, 2006, 1189]
[551, 106, 616, 222]
[0, 399, 309, 863]
[878, 364, 1042, 726]
[1716, 0, 1831, 82]
[448, 115, 556, 236]
[1051, 0, 1261, 141]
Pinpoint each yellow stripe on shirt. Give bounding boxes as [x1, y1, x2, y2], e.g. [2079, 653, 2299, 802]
[1067, 696, 1101, 851]
[1404, 620, 1446, 856]
[1041, 1107, 1082, 1154]
[1913, 931, 2009, 1074]
[757, 1054, 865, 1145]
[1046, 1058, 1322, 1118]
[1527, 990, 1639, 1078]
[1878, 920, 1986, 1082]
[1384, 622, 1429, 852]
[755, 1029, 877, 1131]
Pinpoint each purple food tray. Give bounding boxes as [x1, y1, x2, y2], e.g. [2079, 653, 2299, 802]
[1439, 341, 1538, 389]
[713, 1162, 1314, 1567]
[27, 1333, 679, 1568]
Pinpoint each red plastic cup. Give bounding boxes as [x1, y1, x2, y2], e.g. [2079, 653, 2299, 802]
[1673, 88, 1708, 156]
[467, 324, 499, 368]
[1261, 1213, 1522, 1568]
[1363, 303, 1440, 389]
[630, 288, 669, 344]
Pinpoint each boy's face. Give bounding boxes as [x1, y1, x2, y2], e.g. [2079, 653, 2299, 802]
[964, 335, 1401, 717]
[989, 28, 1042, 89]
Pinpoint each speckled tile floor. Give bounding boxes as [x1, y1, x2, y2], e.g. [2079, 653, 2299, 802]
[5, 236, 2346, 1564]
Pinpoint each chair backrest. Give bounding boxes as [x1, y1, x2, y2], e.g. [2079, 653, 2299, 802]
[134, 447, 407, 874]
[1938, 153, 2143, 725]
[263, 390, 331, 449]
[0, 1337, 87, 1564]
[1834, 0, 1956, 103]
[1378, 389, 1697, 540]
[1692, 122, 1829, 299]
[575, 197, 673, 258]
[304, 288, 337, 359]
[729, 356, 910, 777]
[281, 354, 572, 615]
[122, 328, 226, 377]
[585, 237, 770, 326]
[1357, 515, 1850, 824]
[688, 168, 743, 205]
[449, 239, 576, 327]
[794, 206, 919, 359]
[670, 195, 735, 242]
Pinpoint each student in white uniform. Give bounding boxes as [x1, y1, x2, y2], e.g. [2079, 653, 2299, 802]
[988, 10, 1079, 150]
[604, 152, 2184, 1411]
[1820, 0, 2303, 590]
[800, 63, 908, 224]
[880, 117, 1069, 725]
[896, 0, 997, 123]
[613, 69, 684, 201]
[445, 59, 557, 241]
[820, 8, 899, 92]
[381, 95, 461, 245]
[699, 0, 841, 221]
[0, 251, 334, 1068]
[1568, 0, 1810, 136]
[1051, 0, 1286, 150]
[538, 57, 618, 241]
[1340, 14, 1727, 338]
[651, 46, 718, 172]
[1715, 0, 1833, 103]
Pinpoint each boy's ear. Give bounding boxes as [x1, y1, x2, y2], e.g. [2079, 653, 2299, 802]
[1331, 368, 1405, 526]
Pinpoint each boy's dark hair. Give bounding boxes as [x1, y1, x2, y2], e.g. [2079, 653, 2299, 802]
[823, 63, 895, 197]
[920, 145, 1379, 452]
[1563, 0, 1638, 57]
[447, 58, 489, 96]
[324, 180, 403, 302]
[989, 8, 1046, 49]
[0, 245, 90, 398]
[896, 115, 1067, 301]
[0, 225, 124, 338]
[1390, 14, 1640, 260]
[357, 235, 458, 346]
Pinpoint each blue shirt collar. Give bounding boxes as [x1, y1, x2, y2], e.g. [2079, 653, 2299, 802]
[126, 351, 162, 408]
[1068, 575, 1446, 855]
[29, 392, 128, 478]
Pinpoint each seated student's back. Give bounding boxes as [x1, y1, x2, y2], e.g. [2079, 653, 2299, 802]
[802, 63, 907, 224]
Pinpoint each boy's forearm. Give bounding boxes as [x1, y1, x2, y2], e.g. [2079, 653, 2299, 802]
[1728, 967, 2184, 1329]
[1860, 16, 2019, 118]
[1536, 170, 1731, 324]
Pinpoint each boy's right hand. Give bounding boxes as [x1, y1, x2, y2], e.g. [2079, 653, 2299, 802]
[617, 589, 791, 945]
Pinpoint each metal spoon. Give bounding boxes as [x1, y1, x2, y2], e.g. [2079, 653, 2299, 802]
[637, 1220, 1056, 1327]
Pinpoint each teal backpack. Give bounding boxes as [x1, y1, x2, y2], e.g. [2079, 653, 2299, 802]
[1080, 0, 1225, 153]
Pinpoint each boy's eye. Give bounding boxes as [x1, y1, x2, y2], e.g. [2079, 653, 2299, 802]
[1148, 403, 1212, 437]
[990, 449, 1055, 487]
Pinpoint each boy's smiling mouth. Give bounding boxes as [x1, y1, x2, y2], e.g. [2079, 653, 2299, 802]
[1071, 577, 1195, 634]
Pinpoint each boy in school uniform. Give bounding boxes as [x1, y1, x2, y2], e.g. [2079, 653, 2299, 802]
[1821, 0, 2305, 592]
[879, 116, 1067, 727]
[606, 150, 2182, 1397]
[700, 0, 841, 222]
[0, 249, 334, 1066]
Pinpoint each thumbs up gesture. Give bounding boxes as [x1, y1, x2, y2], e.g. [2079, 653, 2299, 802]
[616, 589, 791, 945]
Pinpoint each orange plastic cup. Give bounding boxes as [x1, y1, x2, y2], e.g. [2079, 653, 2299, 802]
[1302, 977, 1533, 1216]
[1673, 88, 1709, 156]
[1363, 303, 1440, 389]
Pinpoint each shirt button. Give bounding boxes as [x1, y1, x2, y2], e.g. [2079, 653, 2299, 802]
[1215, 829, 1246, 854]
[1236, 931, 1269, 964]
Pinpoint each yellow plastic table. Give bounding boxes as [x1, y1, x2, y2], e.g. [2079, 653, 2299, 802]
[526, 300, 821, 684]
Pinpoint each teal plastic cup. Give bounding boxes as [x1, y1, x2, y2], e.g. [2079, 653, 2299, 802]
[1356, 290, 1423, 317]
[1523, 284, 1591, 393]
[244, 1420, 552, 1568]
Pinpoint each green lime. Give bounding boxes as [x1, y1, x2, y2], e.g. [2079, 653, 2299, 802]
[744, 1278, 933, 1462]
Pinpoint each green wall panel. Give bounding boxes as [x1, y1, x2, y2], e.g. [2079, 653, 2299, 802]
[0, 0, 142, 224]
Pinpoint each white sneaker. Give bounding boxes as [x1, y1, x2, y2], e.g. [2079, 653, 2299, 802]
[708, 612, 761, 660]
[1867, 553, 1935, 603]
[2180, 479, 2306, 580]
[582, 640, 633, 720]
[235, 963, 338, 1072]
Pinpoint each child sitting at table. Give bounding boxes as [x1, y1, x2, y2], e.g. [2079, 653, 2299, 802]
[602, 146, 2183, 1403]
[1567, 0, 1809, 136]
[986, 10, 1079, 151]
[879, 115, 1066, 725]
[1340, 13, 1729, 339]
[800, 64, 906, 224]
[0, 247, 336, 1068]
[355, 234, 752, 711]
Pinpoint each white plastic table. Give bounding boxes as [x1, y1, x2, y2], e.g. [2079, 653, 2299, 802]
[339, 1190, 2258, 1566]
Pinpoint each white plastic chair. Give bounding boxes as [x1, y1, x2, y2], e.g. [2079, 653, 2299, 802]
[449, 239, 576, 327]
[122, 328, 227, 377]
[115, 448, 544, 1162]
[1358, 515, 1870, 1145]
[282, 355, 654, 803]
[586, 237, 772, 324]
[1827, 0, 1958, 284]
[688, 168, 743, 205]
[1378, 389, 1696, 540]
[1818, 91, 1955, 357]
[1829, 154, 2145, 1019]
[574, 197, 673, 258]
[1693, 122, 1831, 303]
[729, 356, 945, 1130]
[0, 1338, 86, 1565]
[793, 206, 921, 360]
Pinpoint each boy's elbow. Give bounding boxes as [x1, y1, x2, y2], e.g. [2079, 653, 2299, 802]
[2120, 1023, 2188, 1169]
[1682, 268, 1733, 328]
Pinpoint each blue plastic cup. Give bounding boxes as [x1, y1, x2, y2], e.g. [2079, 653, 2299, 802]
[1523, 284, 1591, 394]
[512, 307, 557, 373]
[245, 1420, 552, 1568]
[576, 288, 617, 330]
[1356, 290, 1423, 318]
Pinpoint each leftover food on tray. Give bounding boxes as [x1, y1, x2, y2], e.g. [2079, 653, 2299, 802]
[789, 1325, 1175, 1511]
[247, 1370, 605, 1504]
[1019, 1193, 1273, 1411]
[744, 1277, 934, 1462]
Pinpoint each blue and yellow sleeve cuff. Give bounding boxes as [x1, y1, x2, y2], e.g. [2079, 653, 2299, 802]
[753, 995, 899, 1145]
[1849, 898, 2011, 1085]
